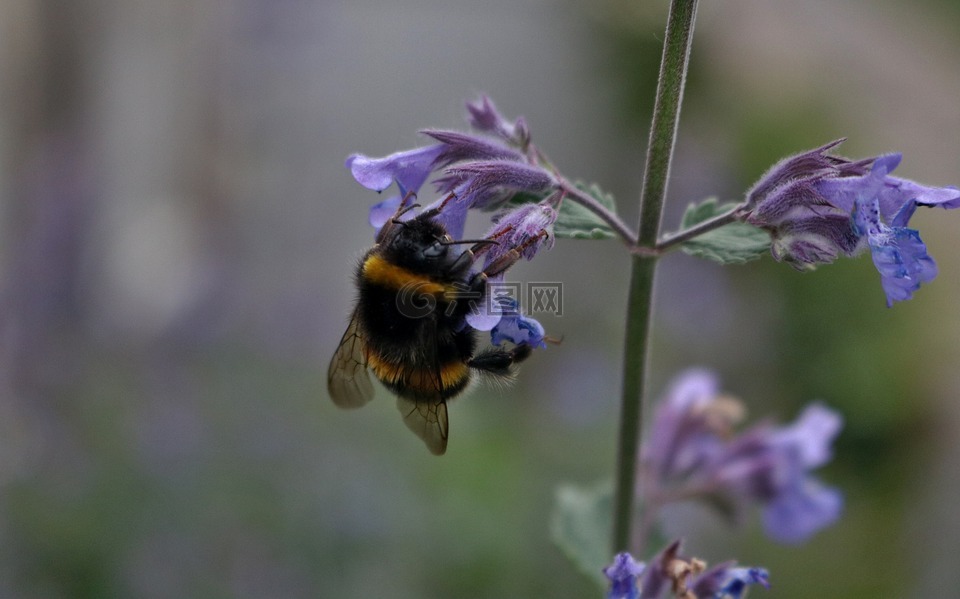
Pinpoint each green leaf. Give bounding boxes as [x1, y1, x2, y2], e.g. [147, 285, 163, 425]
[550, 480, 613, 588]
[553, 182, 618, 240]
[677, 198, 770, 264]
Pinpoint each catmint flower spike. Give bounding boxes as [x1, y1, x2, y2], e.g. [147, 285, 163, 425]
[742, 141, 960, 304]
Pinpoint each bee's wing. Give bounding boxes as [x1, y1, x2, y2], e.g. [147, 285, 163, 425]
[396, 393, 448, 456]
[327, 307, 374, 409]
[395, 321, 449, 455]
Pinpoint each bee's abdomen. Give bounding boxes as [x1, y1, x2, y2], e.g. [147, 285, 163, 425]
[366, 351, 471, 399]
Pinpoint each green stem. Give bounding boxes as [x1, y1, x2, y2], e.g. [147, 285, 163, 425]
[611, 0, 699, 555]
[560, 178, 639, 247]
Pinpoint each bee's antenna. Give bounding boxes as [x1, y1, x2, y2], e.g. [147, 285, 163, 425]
[392, 203, 421, 224]
[389, 189, 420, 225]
[398, 189, 417, 209]
[418, 192, 459, 221]
[440, 238, 500, 247]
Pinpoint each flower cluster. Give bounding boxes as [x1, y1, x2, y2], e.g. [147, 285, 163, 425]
[603, 542, 769, 599]
[346, 96, 560, 346]
[640, 369, 843, 544]
[740, 140, 960, 306]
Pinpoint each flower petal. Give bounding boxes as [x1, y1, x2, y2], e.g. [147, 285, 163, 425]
[346, 144, 444, 193]
[603, 552, 645, 599]
[422, 129, 524, 166]
[714, 567, 771, 599]
[490, 298, 546, 348]
[447, 160, 557, 210]
[870, 228, 938, 307]
[465, 95, 528, 146]
[368, 195, 403, 229]
[773, 402, 843, 469]
[762, 476, 843, 544]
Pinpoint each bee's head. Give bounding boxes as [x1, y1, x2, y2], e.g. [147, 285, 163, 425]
[381, 215, 454, 273]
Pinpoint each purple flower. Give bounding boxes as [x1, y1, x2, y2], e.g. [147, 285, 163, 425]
[424, 129, 526, 166]
[347, 100, 558, 237]
[761, 475, 843, 544]
[689, 563, 770, 599]
[641, 371, 843, 545]
[603, 552, 646, 599]
[481, 202, 558, 267]
[642, 369, 742, 483]
[711, 567, 770, 599]
[465, 94, 531, 147]
[445, 160, 556, 211]
[346, 144, 444, 195]
[638, 541, 688, 599]
[464, 291, 546, 348]
[711, 402, 844, 543]
[489, 297, 546, 348]
[346, 96, 559, 349]
[742, 141, 960, 305]
[610, 542, 769, 599]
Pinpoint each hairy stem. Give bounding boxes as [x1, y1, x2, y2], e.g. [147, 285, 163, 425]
[612, 0, 699, 555]
[655, 202, 746, 252]
[560, 178, 639, 246]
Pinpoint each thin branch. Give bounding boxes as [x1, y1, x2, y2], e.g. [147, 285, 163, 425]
[560, 178, 639, 247]
[655, 202, 746, 252]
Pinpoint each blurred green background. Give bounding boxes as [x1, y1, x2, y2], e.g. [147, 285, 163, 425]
[2, 0, 959, 597]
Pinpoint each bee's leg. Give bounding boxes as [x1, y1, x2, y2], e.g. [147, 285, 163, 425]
[470, 229, 550, 284]
[467, 344, 533, 377]
[445, 235, 503, 278]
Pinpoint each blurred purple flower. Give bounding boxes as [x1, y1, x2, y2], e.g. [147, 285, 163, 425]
[689, 563, 770, 599]
[711, 567, 770, 599]
[731, 403, 844, 543]
[641, 371, 843, 545]
[641, 369, 741, 483]
[603, 552, 646, 599]
[742, 141, 960, 305]
[611, 541, 768, 599]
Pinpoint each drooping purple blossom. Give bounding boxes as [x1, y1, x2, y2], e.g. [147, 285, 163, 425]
[741, 141, 960, 305]
[641, 370, 843, 545]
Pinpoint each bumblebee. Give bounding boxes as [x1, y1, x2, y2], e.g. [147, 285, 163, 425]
[328, 197, 541, 455]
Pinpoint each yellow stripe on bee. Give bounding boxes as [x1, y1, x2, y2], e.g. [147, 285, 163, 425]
[366, 350, 470, 392]
[362, 254, 451, 295]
